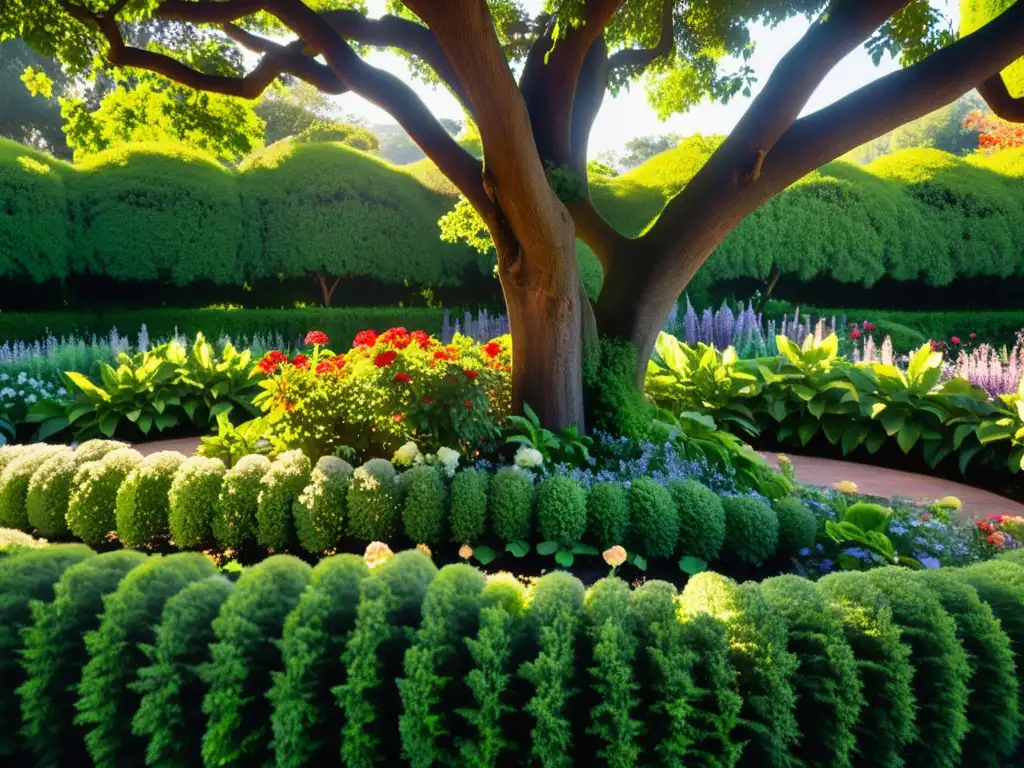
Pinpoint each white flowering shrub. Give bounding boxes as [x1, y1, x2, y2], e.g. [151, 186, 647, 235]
[294, 456, 353, 554]
[0, 372, 67, 426]
[514, 446, 543, 469]
[347, 459, 401, 542]
[393, 442, 424, 468]
[0, 527, 48, 556]
[434, 447, 460, 478]
[67, 448, 144, 546]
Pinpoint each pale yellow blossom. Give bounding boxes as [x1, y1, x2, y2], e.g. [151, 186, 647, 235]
[458, 544, 474, 560]
[364, 541, 394, 568]
[603, 545, 627, 568]
[416, 543, 433, 559]
[833, 480, 858, 494]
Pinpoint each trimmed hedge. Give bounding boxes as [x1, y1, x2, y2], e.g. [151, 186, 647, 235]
[4, 547, 1024, 765]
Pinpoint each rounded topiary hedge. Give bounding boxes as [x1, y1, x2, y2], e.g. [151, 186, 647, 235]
[3, 545, 1024, 765]
[66, 448, 143, 547]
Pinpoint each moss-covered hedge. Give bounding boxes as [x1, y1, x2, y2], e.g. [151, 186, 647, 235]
[2, 546, 1024, 766]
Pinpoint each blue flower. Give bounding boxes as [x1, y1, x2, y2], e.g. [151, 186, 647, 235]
[918, 555, 941, 570]
[798, 548, 810, 557]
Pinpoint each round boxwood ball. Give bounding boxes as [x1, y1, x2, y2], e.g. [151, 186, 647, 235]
[773, 498, 817, 558]
[115, 451, 185, 548]
[628, 478, 678, 560]
[721, 495, 778, 566]
[448, 468, 488, 545]
[67, 449, 144, 547]
[294, 456, 353, 554]
[346, 459, 400, 542]
[668, 479, 725, 561]
[586, 483, 629, 549]
[488, 467, 533, 543]
[400, 464, 446, 546]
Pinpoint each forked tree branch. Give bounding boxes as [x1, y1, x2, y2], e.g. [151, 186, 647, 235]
[606, 0, 673, 73]
[978, 72, 1024, 123]
[220, 23, 346, 93]
[156, 0, 268, 23]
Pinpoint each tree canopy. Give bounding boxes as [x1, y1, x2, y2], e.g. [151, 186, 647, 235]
[3, 0, 1023, 429]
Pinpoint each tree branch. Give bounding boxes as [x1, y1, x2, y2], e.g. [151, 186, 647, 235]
[764, 0, 1024, 191]
[155, 0, 267, 23]
[263, 0, 489, 214]
[321, 9, 471, 114]
[221, 23, 346, 93]
[606, 0, 673, 73]
[978, 72, 1024, 123]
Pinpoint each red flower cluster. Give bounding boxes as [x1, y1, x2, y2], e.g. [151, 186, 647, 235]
[379, 327, 412, 349]
[861, 321, 876, 332]
[292, 354, 309, 370]
[977, 519, 996, 535]
[353, 329, 379, 348]
[970, 332, 977, 339]
[411, 330, 431, 349]
[375, 351, 398, 368]
[315, 355, 346, 376]
[393, 371, 412, 384]
[483, 341, 502, 358]
[433, 346, 460, 362]
[304, 330, 329, 346]
[989, 532, 1007, 549]
[258, 350, 288, 374]
[464, 369, 479, 380]
[951, 336, 961, 345]
[850, 328, 862, 340]
[930, 340, 947, 352]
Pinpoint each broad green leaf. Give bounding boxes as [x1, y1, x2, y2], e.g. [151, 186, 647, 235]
[678, 556, 708, 575]
[536, 541, 559, 556]
[775, 335, 802, 366]
[473, 545, 497, 565]
[554, 550, 574, 568]
[505, 540, 529, 558]
[64, 371, 111, 402]
[98, 411, 119, 438]
[878, 408, 905, 436]
[844, 503, 890, 533]
[841, 424, 869, 455]
[570, 543, 599, 556]
[896, 423, 921, 454]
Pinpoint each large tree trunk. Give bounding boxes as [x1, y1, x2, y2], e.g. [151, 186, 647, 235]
[495, 218, 592, 432]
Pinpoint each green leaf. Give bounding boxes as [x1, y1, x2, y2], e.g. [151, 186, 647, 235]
[864, 429, 887, 454]
[138, 413, 153, 434]
[628, 553, 647, 572]
[953, 423, 977, 449]
[896, 422, 921, 454]
[570, 543, 599, 556]
[844, 502, 890, 533]
[878, 408, 905, 436]
[678, 556, 708, 575]
[473, 545, 497, 565]
[536, 541, 559, 556]
[505, 540, 530, 558]
[798, 419, 818, 446]
[841, 424, 869, 455]
[554, 550, 574, 568]
[98, 411, 119, 438]
[125, 408, 142, 423]
[64, 371, 111, 402]
[34, 417, 70, 442]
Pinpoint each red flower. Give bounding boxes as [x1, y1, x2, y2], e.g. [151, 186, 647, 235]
[970, 332, 977, 339]
[483, 341, 502, 358]
[422, 396, 434, 404]
[862, 321, 870, 330]
[930, 340, 946, 351]
[283, 400, 295, 411]
[292, 354, 309, 369]
[464, 400, 473, 408]
[951, 336, 961, 345]
[257, 350, 288, 374]
[989, 532, 1007, 549]
[316, 360, 333, 375]
[411, 330, 431, 349]
[353, 330, 379, 348]
[392, 413, 403, 423]
[304, 330, 329, 346]
[379, 327, 411, 349]
[447, 376, 458, 384]
[375, 351, 398, 368]
[866, 322, 876, 332]
[850, 328, 862, 340]
[464, 369, 479, 380]
[977, 520, 995, 534]
[920, 513, 932, 521]
[393, 371, 412, 384]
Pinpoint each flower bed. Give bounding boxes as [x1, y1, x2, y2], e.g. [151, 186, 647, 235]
[2, 541, 1024, 766]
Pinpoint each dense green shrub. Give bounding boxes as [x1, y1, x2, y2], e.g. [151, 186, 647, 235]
[336, 550, 438, 767]
[346, 458, 401, 542]
[817, 571, 916, 768]
[398, 564, 486, 766]
[520, 571, 586, 768]
[720, 495, 779, 566]
[201, 555, 312, 767]
[916, 570, 1019, 768]
[17, 550, 146, 768]
[213, 453, 270, 549]
[668, 479, 725, 561]
[115, 451, 184, 548]
[584, 482, 629, 549]
[627, 477, 678, 559]
[75, 553, 217, 768]
[0, 544, 94, 759]
[582, 337, 656, 439]
[0, 445, 29, 473]
[269, 554, 369, 768]
[488, 467, 533, 543]
[536, 476, 588, 547]
[773, 498, 817, 558]
[401, 465, 447, 546]
[29, 441, 129, 537]
[130, 576, 233, 768]
[582, 577, 642, 767]
[0, 139, 73, 282]
[167, 456, 225, 549]
[67, 448, 143, 547]
[70, 142, 242, 285]
[761, 575, 863, 768]
[294, 456, 352, 554]
[680, 572, 799, 767]
[0, 445, 68, 529]
[862, 567, 970, 768]
[448, 468, 488, 544]
[257, 450, 311, 550]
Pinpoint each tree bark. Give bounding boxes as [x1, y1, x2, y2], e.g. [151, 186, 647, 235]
[314, 271, 341, 306]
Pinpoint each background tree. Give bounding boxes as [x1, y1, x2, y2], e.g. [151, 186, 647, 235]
[0, 40, 71, 157]
[599, 132, 683, 172]
[5, 0, 1023, 430]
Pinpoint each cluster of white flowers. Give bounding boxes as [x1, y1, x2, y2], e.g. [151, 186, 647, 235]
[0, 372, 67, 416]
[435, 447, 460, 478]
[514, 445, 544, 469]
[393, 441, 425, 467]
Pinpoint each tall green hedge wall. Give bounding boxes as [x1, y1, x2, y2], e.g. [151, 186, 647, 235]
[3, 135, 1023, 302]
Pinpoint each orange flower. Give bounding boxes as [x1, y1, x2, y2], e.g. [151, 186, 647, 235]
[364, 541, 394, 568]
[458, 544, 473, 560]
[416, 543, 433, 559]
[602, 545, 627, 568]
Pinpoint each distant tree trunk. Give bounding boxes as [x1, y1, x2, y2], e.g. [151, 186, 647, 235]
[314, 271, 342, 307]
[765, 265, 781, 297]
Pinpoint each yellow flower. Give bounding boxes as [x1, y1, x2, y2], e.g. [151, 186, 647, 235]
[363, 541, 394, 569]
[415, 543, 433, 559]
[936, 496, 962, 511]
[777, 455, 791, 464]
[458, 544, 474, 560]
[833, 481, 858, 494]
[603, 545, 627, 568]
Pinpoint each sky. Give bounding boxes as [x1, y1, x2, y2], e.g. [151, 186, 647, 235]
[319, 1, 959, 154]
